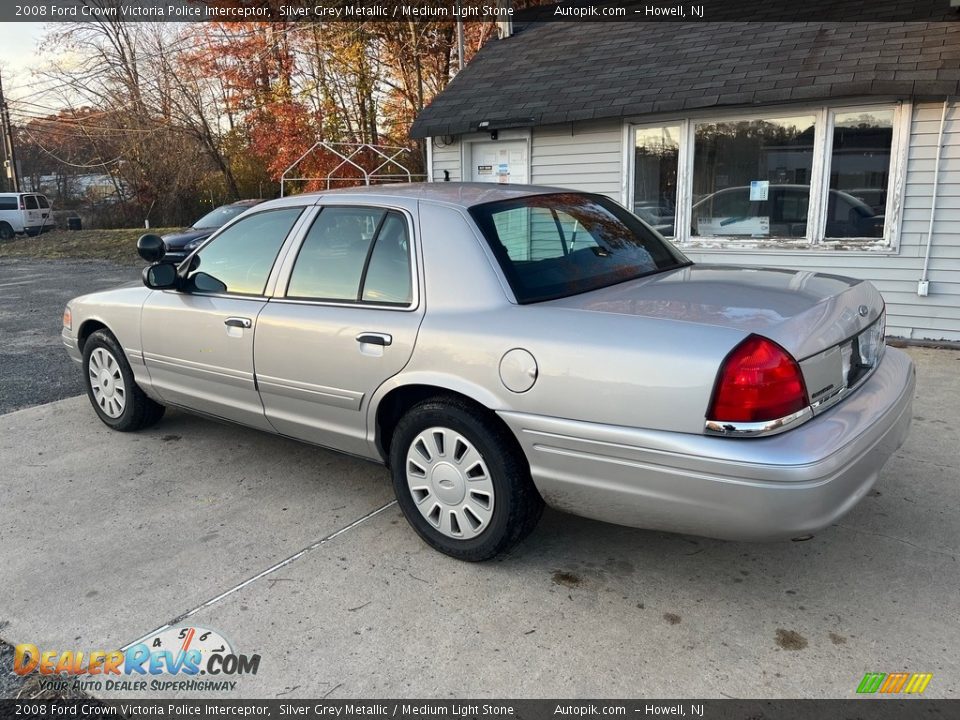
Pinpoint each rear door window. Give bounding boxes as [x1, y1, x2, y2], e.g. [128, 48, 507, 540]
[24, 196, 38, 210]
[286, 207, 413, 306]
[37, 196, 50, 209]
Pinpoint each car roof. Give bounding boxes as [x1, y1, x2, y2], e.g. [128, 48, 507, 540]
[276, 182, 577, 209]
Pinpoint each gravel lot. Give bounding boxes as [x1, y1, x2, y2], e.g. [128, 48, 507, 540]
[0, 258, 139, 414]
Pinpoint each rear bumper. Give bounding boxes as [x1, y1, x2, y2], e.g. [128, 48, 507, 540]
[499, 346, 915, 541]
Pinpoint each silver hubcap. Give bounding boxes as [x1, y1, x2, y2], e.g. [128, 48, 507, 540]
[405, 426, 495, 540]
[88, 347, 126, 419]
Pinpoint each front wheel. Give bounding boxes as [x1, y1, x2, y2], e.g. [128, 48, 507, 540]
[83, 329, 165, 431]
[389, 398, 544, 561]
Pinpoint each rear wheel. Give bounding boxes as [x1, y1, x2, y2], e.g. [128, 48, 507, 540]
[83, 329, 165, 431]
[0, 223, 13, 241]
[389, 398, 543, 561]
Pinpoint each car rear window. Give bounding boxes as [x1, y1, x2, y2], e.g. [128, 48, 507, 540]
[469, 192, 690, 303]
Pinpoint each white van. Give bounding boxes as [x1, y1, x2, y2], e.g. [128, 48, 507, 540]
[0, 192, 54, 240]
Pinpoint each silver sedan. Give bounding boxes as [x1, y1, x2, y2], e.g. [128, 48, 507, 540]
[62, 184, 914, 560]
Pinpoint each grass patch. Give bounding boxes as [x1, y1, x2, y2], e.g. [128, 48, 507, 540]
[0, 228, 177, 265]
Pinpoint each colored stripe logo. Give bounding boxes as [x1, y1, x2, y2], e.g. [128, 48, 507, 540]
[857, 672, 933, 694]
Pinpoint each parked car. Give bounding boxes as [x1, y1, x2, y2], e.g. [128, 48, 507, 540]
[656, 185, 884, 239]
[61, 184, 914, 561]
[160, 199, 263, 262]
[0, 192, 54, 239]
[847, 187, 888, 216]
[632, 200, 675, 227]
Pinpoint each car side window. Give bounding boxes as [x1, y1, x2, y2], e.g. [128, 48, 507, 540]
[361, 213, 412, 305]
[186, 208, 303, 296]
[37, 196, 50, 209]
[24, 196, 38, 210]
[286, 207, 412, 305]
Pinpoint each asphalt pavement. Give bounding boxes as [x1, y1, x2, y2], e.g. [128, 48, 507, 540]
[0, 258, 139, 414]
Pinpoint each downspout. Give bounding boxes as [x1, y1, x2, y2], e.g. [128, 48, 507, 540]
[919, 98, 951, 296]
[426, 136, 434, 182]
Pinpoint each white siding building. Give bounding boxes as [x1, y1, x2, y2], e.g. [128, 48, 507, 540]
[412, 22, 960, 342]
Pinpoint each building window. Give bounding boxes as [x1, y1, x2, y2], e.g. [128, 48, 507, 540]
[825, 109, 894, 239]
[629, 102, 907, 251]
[691, 114, 815, 239]
[633, 125, 680, 236]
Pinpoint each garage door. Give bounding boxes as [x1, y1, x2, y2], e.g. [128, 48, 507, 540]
[471, 141, 528, 184]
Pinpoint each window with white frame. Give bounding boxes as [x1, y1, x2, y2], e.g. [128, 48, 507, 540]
[630, 103, 907, 250]
[632, 125, 680, 236]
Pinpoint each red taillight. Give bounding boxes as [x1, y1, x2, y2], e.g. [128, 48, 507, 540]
[707, 335, 809, 424]
[18, 197, 25, 210]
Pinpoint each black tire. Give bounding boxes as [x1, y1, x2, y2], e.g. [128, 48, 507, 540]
[82, 329, 165, 431]
[0, 223, 13, 241]
[389, 397, 544, 561]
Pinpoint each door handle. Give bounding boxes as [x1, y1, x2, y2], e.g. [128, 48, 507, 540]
[356, 332, 392, 347]
[224, 317, 252, 329]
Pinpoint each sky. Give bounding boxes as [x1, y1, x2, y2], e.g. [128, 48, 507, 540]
[0, 22, 51, 98]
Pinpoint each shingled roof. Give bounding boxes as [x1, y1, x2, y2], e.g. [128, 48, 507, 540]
[409, 20, 960, 139]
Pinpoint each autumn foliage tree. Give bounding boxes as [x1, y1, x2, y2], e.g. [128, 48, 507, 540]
[20, 6, 501, 226]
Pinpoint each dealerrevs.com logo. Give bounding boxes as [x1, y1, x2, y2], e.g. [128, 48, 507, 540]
[14, 626, 260, 693]
[856, 672, 934, 695]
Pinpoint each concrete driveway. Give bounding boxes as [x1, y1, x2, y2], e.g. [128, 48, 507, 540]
[0, 347, 957, 699]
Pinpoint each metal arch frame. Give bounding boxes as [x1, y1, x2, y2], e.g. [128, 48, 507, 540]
[280, 141, 424, 196]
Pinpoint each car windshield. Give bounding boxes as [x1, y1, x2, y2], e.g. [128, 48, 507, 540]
[192, 205, 249, 229]
[469, 192, 690, 303]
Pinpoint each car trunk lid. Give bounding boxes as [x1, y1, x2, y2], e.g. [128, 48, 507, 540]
[544, 263, 884, 361]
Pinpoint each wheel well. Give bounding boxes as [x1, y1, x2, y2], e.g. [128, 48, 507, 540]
[77, 320, 109, 352]
[375, 385, 508, 463]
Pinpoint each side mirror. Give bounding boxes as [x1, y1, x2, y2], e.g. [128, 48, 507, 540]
[142, 263, 178, 290]
[137, 234, 166, 263]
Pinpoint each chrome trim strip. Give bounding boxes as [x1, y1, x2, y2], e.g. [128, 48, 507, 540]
[705, 407, 813, 438]
[269, 298, 417, 313]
